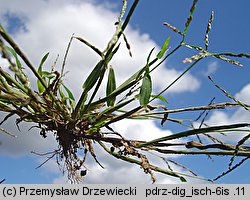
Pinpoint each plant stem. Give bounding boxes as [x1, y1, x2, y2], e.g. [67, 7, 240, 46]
[153, 149, 250, 157]
[98, 141, 186, 180]
[138, 102, 249, 116]
[137, 123, 250, 148]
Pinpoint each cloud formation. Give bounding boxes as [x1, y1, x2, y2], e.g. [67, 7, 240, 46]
[201, 61, 219, 77]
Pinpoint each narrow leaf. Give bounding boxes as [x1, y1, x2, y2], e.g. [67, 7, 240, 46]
[151, 94, 168, 104]
[100, 98, 134, 118]
[42, 71, 56, 79]
[116, 67, 145, 92]
[82, 61, 103, 92]
[62, 84, 75, 101]
[37, 80, 45, 93]
[5, 46, 22, 69]
[59, 86, 67, 104]
[75, 36, 103, 57]
[0, 101, 13, 112]
[37, 52, 49, 93]
[106, 43, 121, 63]
[139, 75, 152, 106]
[106, 66, 116, 106]
[147, 48, 155, 65]
[38, 70, 56, 93]
[122, 33, 132, 57]
[146, 48, 155, 73]
[38, 52, 49, 75]
[102, 48, 155, 103]
[157, 37, 170, 59]
[105, 66, 145, 102]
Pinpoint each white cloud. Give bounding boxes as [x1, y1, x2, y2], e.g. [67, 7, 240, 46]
[202, 61, 219, 76]
[112, 119, 172, 141]
[153, 68, 200, 93]
[0, 0, 202, 183]
[235, 83, 250, 104]
[0, 58, 9, 68]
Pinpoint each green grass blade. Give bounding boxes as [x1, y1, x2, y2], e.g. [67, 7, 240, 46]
[106, 66, 116, 107]
[0, 101, 14, 112]
[86, 44, 120, 110]
[5, 46, 22, 69]
[92, 65, 146, 106]
[74, 36, 103, 57]
[157, 37, 170, 59]
[73, 61, 104, 118]
[139, 75, 152, 107]
[62, 84, 75, 102]
[82, 60, 103, 92]
[0, 67, 28, 94]
[4, 48, 30, 88]
[115, 67, 145, 94]
[37, 53, 49, 93]
[151, 94, 168, 104]
[99, 98, 134, 119]
[42, 71, 56, 79]
[59, 86, 67, 104]
[38, 52, 49, 75]
[92, 48, 156, 107]
[84, 45, 121, 111]
[106, 43, 121, 63]
[37, 80, 45, 93]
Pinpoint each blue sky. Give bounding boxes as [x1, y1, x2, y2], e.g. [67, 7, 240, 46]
[0, 0, 250, 184]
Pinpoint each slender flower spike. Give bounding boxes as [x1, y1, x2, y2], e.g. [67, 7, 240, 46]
[205, 11, 214, 50]
[164, 22, 182, 35]
[183, 0, 199, 35]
